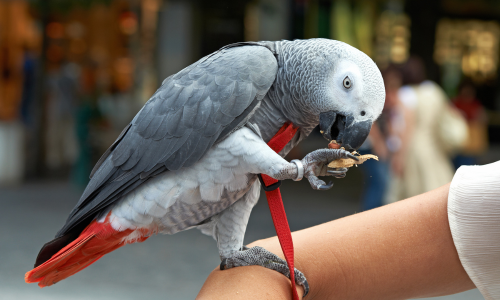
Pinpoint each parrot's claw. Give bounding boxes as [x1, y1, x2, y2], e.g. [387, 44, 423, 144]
[307, 174, 334, 190]
[319, 181, 334, 190]
[347, 153, 359, 161]
[327, 167, 348, 178]
[220, 246, 309, 297]
[298, 149, 355, 190]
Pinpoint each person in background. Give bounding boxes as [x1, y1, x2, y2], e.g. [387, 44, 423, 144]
[452, 79, 488, 168]
[390, 56, 460, 200]
[358, 65, 402, 210]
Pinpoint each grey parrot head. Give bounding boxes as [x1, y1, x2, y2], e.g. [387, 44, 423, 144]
[276, 39, 385, 151]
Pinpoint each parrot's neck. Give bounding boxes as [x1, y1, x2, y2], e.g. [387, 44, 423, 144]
[265, 40, 320, 134]
[249, 95, 288, 143]
[249, 94, 315, 157]
[249, 40, 326, 155]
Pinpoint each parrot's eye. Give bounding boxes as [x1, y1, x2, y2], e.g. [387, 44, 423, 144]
[343, 76, 352, 89]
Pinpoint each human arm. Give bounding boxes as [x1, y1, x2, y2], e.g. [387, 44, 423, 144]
[197, 183, 475, 300]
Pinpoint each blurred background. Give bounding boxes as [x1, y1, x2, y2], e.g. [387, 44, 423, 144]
[0, 0, 499, 299]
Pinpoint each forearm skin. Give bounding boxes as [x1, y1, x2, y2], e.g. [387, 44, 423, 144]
[197, 183, 475, 300]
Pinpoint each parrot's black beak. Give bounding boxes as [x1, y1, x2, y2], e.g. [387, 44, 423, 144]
[319, 111, 337, 141]
[341, 116, 372, 151]
[319, 111, 372, 151]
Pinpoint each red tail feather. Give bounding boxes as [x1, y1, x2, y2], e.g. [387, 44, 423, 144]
[25, 215, 149, 287]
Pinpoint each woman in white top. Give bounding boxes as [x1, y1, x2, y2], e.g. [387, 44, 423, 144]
[391, 57, 461, 201]
[197, 160, 500, 299]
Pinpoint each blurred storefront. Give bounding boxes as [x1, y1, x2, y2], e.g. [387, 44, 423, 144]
[36, 1, 156, 185]
[0, 0, 161, 185]
[0, 1, 40, 184]
[408, 0, 500, 145]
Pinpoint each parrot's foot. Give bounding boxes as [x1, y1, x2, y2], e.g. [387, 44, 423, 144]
[301, 149, 358, 190]
[327, 167, 348, 178]
[220, 246, 309, 297]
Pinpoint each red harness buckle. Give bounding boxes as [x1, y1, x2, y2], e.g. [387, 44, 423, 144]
[258, 174, 282, 191]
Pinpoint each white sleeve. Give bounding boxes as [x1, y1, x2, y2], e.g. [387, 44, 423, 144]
[448, 161, 500, 300]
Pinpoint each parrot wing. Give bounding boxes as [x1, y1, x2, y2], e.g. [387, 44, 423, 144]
[34, 42, 278, 267]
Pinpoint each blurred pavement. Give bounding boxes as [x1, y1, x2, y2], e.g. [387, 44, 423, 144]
[0, 172, 484, 299]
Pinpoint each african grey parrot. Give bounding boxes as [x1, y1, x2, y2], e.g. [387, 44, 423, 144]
[25, 39, 385, 294]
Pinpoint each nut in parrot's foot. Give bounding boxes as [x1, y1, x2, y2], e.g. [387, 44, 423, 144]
[328, 152, 378, 168]
[327, 140, 378, 168]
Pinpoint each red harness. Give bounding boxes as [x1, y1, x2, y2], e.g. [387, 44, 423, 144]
[258, 122, 300, 300]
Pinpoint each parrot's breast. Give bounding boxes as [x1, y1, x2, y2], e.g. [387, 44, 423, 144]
[101, 127, 267, 234]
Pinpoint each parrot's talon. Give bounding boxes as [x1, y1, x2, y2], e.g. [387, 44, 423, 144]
[347, 153, 359, 161]
[299, 149, 355, 189]
[221, 246, 309, 296]
[327, 167, 348, 178]
[327, 169, 345, 175]
[319, 181, 333, 190]
[220, 258, 228, 270]
[328, 173, 346, 178]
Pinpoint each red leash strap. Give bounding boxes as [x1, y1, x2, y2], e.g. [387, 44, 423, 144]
[259, 122, 300, 300]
